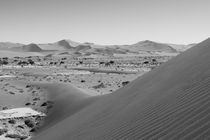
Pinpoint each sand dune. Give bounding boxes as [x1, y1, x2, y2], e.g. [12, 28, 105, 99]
[0, 50, 43, 57]
[31, 83, 99, 132]
[12, 43, 43, 52]
[129, 40, 177, 53]
[75, 44, 92, 52]
[0, 40, 191, 57]
[56, 40, 74, 49]
[0, 42, 24, 50]
[32, 38, 210, 140]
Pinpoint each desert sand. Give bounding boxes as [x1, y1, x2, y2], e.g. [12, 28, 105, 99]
[0, 38, 204, 140]
[29, 38, 210, 140]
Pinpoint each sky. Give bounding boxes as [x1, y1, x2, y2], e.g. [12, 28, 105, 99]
[0, 0, 209, 45]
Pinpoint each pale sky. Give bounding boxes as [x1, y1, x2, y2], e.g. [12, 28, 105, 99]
[0, 0, 209, 45]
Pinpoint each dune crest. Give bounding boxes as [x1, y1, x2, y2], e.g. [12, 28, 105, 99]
[31, 83, 99, 132]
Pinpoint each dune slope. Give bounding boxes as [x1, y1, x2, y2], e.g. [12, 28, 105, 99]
[33, 38, 210, 140]
[31, 83, 98, 132]
[130, 40, 177, 52]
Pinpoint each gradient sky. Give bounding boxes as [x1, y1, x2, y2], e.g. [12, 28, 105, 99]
[0, 0, 209, 45]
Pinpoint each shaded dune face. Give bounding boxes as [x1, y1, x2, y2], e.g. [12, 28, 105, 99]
[33, 38, 210, 140]
[21, 44, 43, 52]
[57, 40, 74, 49]
[32, 83, 99, 133]
[131, 40, 177, 53]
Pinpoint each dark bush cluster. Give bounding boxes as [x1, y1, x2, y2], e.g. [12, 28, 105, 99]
[5, 134, 28, 140]
[0, 128, 8, 135]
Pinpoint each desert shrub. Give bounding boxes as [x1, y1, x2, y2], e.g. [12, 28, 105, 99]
[152, 58, 157, 62]
[33, 97, 40, 101]
[41, 102, 48, 107]
[17, 61, 29, 65]
[30, 128, 37, 132]
[17, 125, 24, 129]
[49, 62, 54, 65]
[122, 81, 130, 86]
[5, 134, 28, 140]
[109, 60, 115, 64]
[8, 119, 16, 124]
[2, 106, 8, 110]
[26, 85, 31, 88]
[0, 60, 8, 65]
[28, 59, 35, 65]
[2, 57, 8, 60]
[24, 119, 34, 128]
[143, 61, 149, 64]
[99, 61, 105, 64]
[9, 91, 15, 95]
[81, 80, 85, 83]
[25, 102, 31, 106]
[93, 83, 106, 89]
[0, 128, 8, 135]
[60, 61, 65, 64]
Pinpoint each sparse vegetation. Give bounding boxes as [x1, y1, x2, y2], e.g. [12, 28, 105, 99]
[8, 119, 16, 124]
[24, 119, 34, 128]
[93, 83, 106, 89]
[5, 133, 28, 140]
[0, 128, 8, 135]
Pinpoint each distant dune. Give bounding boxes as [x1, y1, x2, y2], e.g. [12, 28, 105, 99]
[0, 39, 193, 57]
[56, 40, 74, 49]
[11, 43, 43, 52]
[75, 44, 92, 52]
[129, 40, 177, 53]
[0, 50, 43, 57]
[32, 38, 210, 140]
[0, 42, 24, 50]
[21, 44, 43, 52]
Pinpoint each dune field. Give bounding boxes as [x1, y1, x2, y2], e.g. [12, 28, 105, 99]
[29, 38, 210, 140]
[0, 38, 205, 140]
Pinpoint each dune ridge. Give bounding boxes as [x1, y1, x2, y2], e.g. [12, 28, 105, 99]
[31, 38, 210, 140]
[31, 83, 99, 132]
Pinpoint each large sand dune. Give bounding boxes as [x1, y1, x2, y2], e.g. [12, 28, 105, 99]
[32, 38, 210, 140]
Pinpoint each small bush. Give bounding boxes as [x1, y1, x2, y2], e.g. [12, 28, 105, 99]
[122, 81, 130, 86]
[24, 119, 34, 128]
[25, 102, 31, 106]
[30, 128, 37, 132]
[0, 128, 8, 135]
[41, 102, 47, 107]
[92, 83, 106, 89]
[5, 134, 28, 140]
[8, 119, 16, 124]
[9, 91, 15, 95]
[17, 125, 24, 129]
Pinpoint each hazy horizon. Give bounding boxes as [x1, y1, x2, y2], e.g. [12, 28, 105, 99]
[0, 0, 209, 45]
